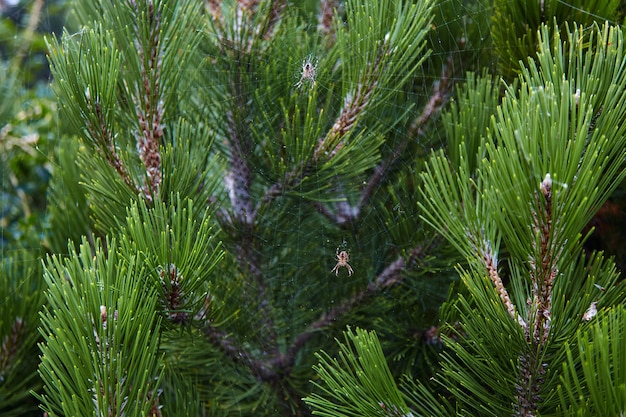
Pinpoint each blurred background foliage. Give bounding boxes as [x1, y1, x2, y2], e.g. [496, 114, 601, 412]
[0, 0, 65, 251]
[0, 1, 65, 415]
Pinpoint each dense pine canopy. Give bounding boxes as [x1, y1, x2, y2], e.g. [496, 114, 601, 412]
[1, 0, 625, 416]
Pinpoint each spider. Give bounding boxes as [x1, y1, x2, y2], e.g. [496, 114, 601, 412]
[330, 247, 353, 276]
[295, 56, 318, 89]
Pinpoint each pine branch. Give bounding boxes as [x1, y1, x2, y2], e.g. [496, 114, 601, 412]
[415, 21, 626, 417]
[358, 55, 455, 213]
[131, 0, 164, 201]
[200, 241, 428, 409]
[318, 0, 339, 40]
[514, 174, 558, 416]
[279, 243, 429, 374]
[314, 35, 389, 160]
[0, 318, 25, 373]
[85, 93, 137, 193]
[312, 55, 454, 227]
[528, 174, 559, 345]
[256, 33, 393, 220]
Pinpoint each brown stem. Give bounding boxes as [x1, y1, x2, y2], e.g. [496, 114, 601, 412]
[529, 174, 558, 345]
[87, 99, 137, 192]
[515, 174, 558, 416]
[311, 55, 455, 227]
[132, 0, 164, 202]
[0, 317, 24, 371]
[514, 351, 545, 417]
[277, 243, 427, 374]
[318, 0, 340, 41]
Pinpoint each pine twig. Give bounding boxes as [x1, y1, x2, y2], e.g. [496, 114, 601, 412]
[314, 36, 389, 160]
[277, 243, 428, 374]
[514, 174, 559, 416]
[481, 243, 521, 323]
[132, 0, 164, 202]
[467, 229, 522, 325]
[255, 34, 393, 220]
[318, 0, 340, 42]
[0, 317, 25, 373]
[86, 95, 137, 192]
[358, 55, 454, 213]
[312, 55, 455, 227]
[529, 173, 559, 344]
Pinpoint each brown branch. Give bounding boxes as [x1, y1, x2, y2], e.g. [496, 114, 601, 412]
[276, 243, 428, 375]
[318, 0, 340, 43]
[0, 317, 24, 372]
[357, 55, 454, 212]
[515, 351, 545, 417]
[86, 97, 137, 192]
[133, 0, 164, 202]
[253, 37, 391, 220]
[515, 174, 558, 416]
[529, 174, 559, 345]
[202, 243, 428, 386]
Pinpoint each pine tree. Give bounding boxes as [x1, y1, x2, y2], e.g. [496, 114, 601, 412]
[306, 4, 626, 417]
[0, 0, 624, 416]
[37, 0, 452, 415]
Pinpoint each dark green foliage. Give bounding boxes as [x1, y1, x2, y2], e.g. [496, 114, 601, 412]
[0, 250, 45, 416]
[37, 0, 457, 414]
[492, 0, 621, 80]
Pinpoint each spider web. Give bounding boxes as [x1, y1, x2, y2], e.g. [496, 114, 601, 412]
[0, 0, 624, 415]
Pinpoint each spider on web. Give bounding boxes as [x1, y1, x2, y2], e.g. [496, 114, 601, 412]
[294, 56, 318, 89]
[330, 244, 353, 276]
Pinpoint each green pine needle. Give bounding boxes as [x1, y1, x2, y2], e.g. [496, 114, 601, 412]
[305, 327, 411, 417]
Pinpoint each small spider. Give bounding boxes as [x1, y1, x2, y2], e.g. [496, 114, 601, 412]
[330, 247, 353, 276]
[295, 56, 318, 89]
